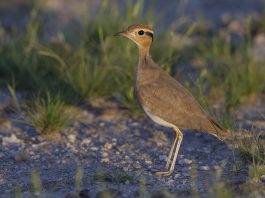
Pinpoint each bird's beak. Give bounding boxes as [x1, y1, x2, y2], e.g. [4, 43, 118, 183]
[114, 30, 127, 37]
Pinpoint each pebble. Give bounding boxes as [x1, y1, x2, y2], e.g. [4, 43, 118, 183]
[123, 167, 129, 172]
[91, 147, 98, 151]
[133, 161, 141, 169]
[166, 179, 175, 184]
[260, 175, 265, 183]
[2, 134, 21, 145]
[200, 166, 210, 171]
[68, 134, 76, 144]
[81, 139, 91, 145]
[14, 151, 28, 161]
[101, 158, 109, 163]
[102, 152, 108, 158]
[178, 159, 193, 165]
[145, 160, 152, 164]
[174, 174, 181, 179]
[103, 143, 113, 150]
[131, 122, 139, 127]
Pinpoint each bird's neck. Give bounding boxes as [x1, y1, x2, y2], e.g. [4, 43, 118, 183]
[138, 47, 152, 66]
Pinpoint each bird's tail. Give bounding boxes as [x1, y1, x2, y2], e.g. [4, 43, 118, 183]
[209, 118, 254, 141]
[209, 118, 231, 140]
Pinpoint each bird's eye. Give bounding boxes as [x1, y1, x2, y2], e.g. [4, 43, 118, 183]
[138, 30, 145, 35]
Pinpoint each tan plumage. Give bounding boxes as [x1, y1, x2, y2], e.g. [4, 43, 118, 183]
[115, 24, 229, 176]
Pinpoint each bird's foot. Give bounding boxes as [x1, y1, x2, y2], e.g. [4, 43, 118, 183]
[155, 170, 173, 177]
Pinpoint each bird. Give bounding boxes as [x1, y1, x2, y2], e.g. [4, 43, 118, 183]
[115, 24, 229, 176]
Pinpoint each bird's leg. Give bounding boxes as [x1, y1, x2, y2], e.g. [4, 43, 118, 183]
[165, 132, 178, 170]
[167, 128, 183, 175]
[155, 127, 183, 176]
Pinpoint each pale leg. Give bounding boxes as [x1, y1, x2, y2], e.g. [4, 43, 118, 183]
[155, 127, 183, 176]
[165, 133, 178, 170]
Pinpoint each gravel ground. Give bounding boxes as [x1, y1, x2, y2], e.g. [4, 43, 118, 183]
[0, 95, 265, 198]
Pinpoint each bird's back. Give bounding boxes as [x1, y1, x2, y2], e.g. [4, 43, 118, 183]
[135, 58, 228, 138]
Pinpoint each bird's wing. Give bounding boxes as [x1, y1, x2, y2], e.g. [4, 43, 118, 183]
[138, 71, 225, 135]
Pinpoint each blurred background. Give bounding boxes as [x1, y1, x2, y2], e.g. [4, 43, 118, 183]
[1, 0, 265, 126]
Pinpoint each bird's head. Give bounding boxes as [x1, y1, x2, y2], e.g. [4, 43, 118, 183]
[115, 24, 154, 50]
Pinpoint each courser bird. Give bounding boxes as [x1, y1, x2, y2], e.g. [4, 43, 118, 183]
[115, 24, 229, 176]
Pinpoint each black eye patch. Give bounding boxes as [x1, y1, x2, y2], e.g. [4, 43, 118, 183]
[145, 31, 153, 37]
[145, 31, 153, 39]
[138, 30, 145, 35]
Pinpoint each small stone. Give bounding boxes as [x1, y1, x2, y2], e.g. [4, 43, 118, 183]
[2, 134, 21, 145]
[145, 160, 152, 165]
[178, 159, 193, 165]
[131, 122, 139, 127]
[103, 143, 113, 150]
[81, 139, 91, 145]
[91, 147, 98, 151]
[123, 167, 129, 172]
[260, 175, 265, 183]
[14, 151, 28, 161]
[101, 158, 109, 163]
[200, 166, 210, 171]
[133, 161, 141, 169]
[159, 155, 167, 161]
[174, 174, 181, 179]
[102, 152, 108, 158]
[68, 134, 76, 144]
[166, 179, 175, 184]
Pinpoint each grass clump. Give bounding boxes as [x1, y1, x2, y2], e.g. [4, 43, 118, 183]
[235, 131, 265, 180]
[26, 93, 72, 135]
[190, 20, 265, 111]
[31, 170, 43, 197]
[94, 169, 134, 184]
[237, 132, 265, 163]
